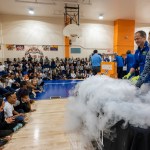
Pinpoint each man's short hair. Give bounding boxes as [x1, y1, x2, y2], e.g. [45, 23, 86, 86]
[135, 30, 146, 38]
[93, 50, 98, 53]
[126, 50, 131, 54]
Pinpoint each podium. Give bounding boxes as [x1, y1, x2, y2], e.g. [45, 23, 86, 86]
[98, 62, 118, 78]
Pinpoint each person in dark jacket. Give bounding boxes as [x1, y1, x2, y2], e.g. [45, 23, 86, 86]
[15, 89, 36, 113]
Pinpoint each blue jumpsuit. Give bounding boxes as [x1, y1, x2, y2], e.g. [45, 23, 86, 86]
[136, 50, 150, 87]
[115, 55, 124, 78]
[125, 54, 135, 73]
[132, 41, 149, 74]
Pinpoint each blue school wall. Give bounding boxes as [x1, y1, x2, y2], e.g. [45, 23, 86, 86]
[35, 80, 82, 100]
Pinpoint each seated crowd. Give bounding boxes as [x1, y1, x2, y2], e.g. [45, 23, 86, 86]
[1, 56, 93, 79]
[0, 56, 94, 148]
[0, 86, 36, 149]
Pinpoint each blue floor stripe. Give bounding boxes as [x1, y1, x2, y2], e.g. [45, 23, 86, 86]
[35, 80, 82, 100]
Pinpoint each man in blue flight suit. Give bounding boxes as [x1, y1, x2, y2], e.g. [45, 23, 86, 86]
[136, 50, 150, 87]
[91, 50, 102, 75]
[115, 54, 124, 79]
[124, 50, 135, 73]
[123, 31, 149, 81]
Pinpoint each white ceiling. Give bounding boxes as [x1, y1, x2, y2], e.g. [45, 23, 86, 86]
[0, 0, 150, 23]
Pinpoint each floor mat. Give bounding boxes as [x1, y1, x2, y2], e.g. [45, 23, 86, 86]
[35, 80, 82, 100]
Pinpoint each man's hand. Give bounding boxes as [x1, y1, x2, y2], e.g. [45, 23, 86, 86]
[123, 73, 131, 79]
[130, 75, 139, 85]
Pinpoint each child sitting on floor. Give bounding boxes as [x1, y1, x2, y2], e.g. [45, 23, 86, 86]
[15, 89, 36, 113]
[4, 92, 25, 126]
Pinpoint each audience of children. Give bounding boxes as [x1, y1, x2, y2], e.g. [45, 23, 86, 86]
[0, 56, 94, 148]
[0, 88, 36, 148]
[2, 57, 93, 81]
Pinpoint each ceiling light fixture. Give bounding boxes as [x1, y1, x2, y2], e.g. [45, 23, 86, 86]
[99, 14, 104, 20]
[28, 8, 34, 15]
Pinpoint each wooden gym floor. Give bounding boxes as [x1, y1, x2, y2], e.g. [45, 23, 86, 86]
[4, 99, 71, 150]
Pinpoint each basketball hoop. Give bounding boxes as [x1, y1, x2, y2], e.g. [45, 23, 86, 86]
[63, 24, 81, 42]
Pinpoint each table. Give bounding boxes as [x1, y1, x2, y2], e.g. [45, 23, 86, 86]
[93, 120, 150, 150]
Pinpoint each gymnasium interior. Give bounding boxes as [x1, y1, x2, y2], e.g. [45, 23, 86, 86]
[0, 0, 150, 150]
